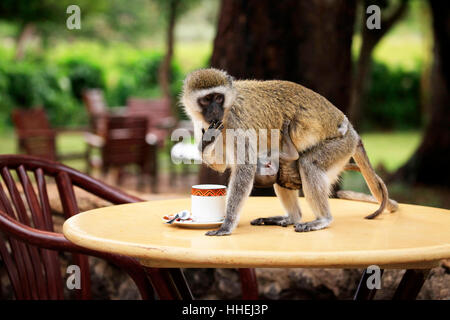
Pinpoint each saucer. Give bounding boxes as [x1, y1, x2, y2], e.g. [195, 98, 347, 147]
[173, 219, 224, 229]
[162, 213, 223, 229]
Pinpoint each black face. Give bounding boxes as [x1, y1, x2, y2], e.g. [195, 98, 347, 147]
[197, 93, 224, 124]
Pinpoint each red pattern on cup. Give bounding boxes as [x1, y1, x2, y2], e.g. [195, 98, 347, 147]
[191, 188, 226, 196]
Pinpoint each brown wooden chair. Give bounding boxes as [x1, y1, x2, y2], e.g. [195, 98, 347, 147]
[0, 155, 258, 300]
[11, 108, 85, 162]
[82, 89, 108, 119]
[99, 115, 157, 191]
[126, 97, 176, 148]
[82, 89, 126, 135]
[0, 155, 154, 299]
[126, 98, 180, 186]
[12, 109, 57, 161]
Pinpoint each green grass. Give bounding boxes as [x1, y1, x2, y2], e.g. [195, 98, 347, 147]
[341, 130, 422, 193]
[174, 41, 213, 73]
[352, 33, 427, 72]
[359, 131, 422, 171]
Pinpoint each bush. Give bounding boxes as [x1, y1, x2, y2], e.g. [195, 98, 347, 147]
[61, 59, 105, 100]
[0, 45, 191, 129]
[1, 63, 40, 107]
[109, 53, 183, 106]
[0, 62, 87, 127]
[361, 61, 422, 131]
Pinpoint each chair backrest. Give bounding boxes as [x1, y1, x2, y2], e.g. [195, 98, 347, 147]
[82, 89, 109, 136]
[82, 89, 107, 117]
[127, 98, 172, 120]
[0, 155, 144, 299]
[102, 116, 150, 167]
[11, 109, 57, 161]
[126, 98, 173, 146]
[12, 108, 51, 131]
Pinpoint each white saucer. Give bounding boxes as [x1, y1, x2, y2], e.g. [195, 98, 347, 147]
[173, 219, 224, 229]
[162, 214, 224, 229]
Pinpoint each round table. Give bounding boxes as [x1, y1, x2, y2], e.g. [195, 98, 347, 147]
[63, 197, 450, 300]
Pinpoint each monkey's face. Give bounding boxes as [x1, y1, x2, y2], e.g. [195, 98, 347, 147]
[197, 93, 225, 124]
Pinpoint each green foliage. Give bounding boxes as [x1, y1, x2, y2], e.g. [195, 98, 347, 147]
[108, 53, 184, 105]
[0, 44, 191, 128]
[361, 61, 422, 130]
[0, 0, 107, 26]
[61, 59, 105, 100]
[0, 61, 86, 127]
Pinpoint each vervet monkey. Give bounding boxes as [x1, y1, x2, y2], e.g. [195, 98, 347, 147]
[181, 68, 397, 236]
[202, 119, 397, 227]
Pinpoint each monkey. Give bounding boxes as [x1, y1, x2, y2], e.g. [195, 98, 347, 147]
[181, 68, 398, 236]
[201, 118, 398, 227]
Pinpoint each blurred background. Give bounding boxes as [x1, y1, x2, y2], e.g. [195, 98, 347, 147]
[0, 0, 449, 299]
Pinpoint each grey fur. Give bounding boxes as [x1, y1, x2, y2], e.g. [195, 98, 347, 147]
[182, 68, 397, 236]
[205, 164, 256, 236]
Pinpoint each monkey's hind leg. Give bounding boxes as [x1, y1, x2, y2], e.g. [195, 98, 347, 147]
[294, 132, 357, 232]
[251, 184, 302, 227]
[294, 159, 335, 232]
[294, 166, 333, 232]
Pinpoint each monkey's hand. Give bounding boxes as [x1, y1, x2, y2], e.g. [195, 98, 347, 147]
[200, 120, 224, 152]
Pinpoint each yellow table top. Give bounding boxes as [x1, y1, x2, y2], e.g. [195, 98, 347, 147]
[63, 197, 450, 269]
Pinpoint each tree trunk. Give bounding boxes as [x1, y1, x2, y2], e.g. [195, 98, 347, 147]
[211, 0, 355, 112]
[348, 0, 408, 128]
[199, 0, 357, 189]
[393, 0, 450, 186]
[158, 0, 178, 100]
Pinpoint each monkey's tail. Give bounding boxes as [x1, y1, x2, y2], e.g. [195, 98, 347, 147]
[337, 190, 398, 210]
[341, 163, 398, 212]
[351, 139, 398, 219]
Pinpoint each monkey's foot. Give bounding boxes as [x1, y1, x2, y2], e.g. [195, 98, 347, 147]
[205, 228, 232, 236]
[250, 215, 294, 227]
[294, 218, 332, 232]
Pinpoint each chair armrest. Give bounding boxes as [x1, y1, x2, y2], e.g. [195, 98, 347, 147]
[0, 209, 155, 299]
[84, 132, 105, 148]
[0, 207, 94, 254]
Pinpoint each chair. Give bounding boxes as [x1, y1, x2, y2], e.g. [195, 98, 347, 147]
[0, 155, 258, 300]
[11, 108, 85, 162]
[126, 98, 180, 186]
[82, 89, 126, 135]
[0, 155, 154, 299]
[99, 115, 157, 191]
[82, 89, 108, 118]
[126, 97, 176, 148]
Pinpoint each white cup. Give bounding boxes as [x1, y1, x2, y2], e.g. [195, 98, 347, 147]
[191, 184, 227, 222]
